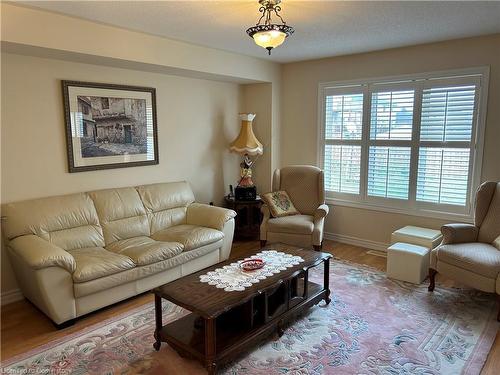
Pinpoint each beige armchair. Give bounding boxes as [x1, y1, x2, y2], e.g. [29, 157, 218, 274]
[260, 165, 329, 250]
[428, 181, 500, 320]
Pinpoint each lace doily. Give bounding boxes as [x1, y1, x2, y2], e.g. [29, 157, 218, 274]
[199, 250, 304, 292]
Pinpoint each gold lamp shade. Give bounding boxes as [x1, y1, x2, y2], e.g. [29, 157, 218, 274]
[230, 114, 263, 156]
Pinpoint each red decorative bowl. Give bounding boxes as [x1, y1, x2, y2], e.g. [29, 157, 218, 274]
[240, 259, 265, 272]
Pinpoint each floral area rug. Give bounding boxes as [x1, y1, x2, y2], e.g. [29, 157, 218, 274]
[2, 259, 498, 375]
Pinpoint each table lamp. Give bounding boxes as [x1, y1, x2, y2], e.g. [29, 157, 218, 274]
[229, 113, 263, 200]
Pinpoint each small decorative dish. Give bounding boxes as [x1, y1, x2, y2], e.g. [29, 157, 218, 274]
[240, 259, 265, 272]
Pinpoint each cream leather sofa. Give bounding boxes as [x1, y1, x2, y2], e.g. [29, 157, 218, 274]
[2, 181, 236, 326]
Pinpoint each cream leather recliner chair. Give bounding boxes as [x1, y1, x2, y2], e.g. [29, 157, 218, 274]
[429, 181, 500, 320]
[2, 181, 236, 327]
[260, 165, 329, 250]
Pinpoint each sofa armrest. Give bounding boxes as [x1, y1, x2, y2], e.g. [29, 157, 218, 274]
[186, 203, 236, 231]
[441, 223, 479, 245]
[8, 235, 76, 273]
[261, 204, 271, 221]
[314, 204, 330, 222]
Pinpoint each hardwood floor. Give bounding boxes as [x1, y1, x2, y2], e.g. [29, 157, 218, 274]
[1, 239, 499, 373]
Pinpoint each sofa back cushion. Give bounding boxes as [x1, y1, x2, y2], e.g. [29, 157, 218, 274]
[136, 181, 195, 234]
[478, 182, 500, 243]
[2, 193, 104, 250]
[89, 187, 149, 245]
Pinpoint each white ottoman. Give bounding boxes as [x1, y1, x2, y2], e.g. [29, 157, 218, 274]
[391, 225, 442, 249]
[387, 242, 430, 284]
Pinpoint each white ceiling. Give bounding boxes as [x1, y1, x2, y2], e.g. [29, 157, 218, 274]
[19, 1, 500, 63]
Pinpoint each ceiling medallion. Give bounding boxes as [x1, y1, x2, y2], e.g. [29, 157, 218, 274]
[246, 0, 294, 55]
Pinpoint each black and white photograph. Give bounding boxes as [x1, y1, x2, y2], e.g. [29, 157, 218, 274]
[77, 95, 148, 157]
[62, 81, 158, 172]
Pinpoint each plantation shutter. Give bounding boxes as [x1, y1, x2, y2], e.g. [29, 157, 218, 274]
[367, 88, 414, 200]
[416, 81, 478, 206]
[320, 71, 484, 217]
[323, 89, 364, 194]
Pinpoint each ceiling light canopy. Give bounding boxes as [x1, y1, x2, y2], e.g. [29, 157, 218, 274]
[246, 0, 294, 55]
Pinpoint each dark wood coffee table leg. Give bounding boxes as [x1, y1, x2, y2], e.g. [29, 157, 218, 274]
[205, 317, 217, 374]
[324, 258, 331, 305]
[153, 294, 162, 351]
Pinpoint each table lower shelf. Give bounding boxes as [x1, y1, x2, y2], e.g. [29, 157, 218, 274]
[158, 281, 326, 363]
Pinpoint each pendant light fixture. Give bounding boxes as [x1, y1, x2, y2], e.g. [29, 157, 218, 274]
[246, 0, 294, 55]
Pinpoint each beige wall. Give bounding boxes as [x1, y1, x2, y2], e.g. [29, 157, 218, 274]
[281, 34, 500, 245]
[241, 83, 273, 193]
[1, 53, 244, 203]
[0, 53, 245, 293]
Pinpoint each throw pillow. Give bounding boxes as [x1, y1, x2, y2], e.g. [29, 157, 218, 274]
[262, 191, 299, 218]
[493, 235, 500, 250]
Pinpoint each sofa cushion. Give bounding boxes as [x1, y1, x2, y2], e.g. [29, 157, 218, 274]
[89, 187, 149, 244]
[267, 214, 314, 235]
[106, 236, 183, 266]
[73, 240, 223, 298]
[2, 193, 104, 250]
[136, 182, 195, 233]
[437, 243, 500, 279]
[68, 247, 136, 283]
[151, 225, 223, 251]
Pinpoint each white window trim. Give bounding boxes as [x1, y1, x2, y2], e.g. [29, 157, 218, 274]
[317, 66, 490, 222]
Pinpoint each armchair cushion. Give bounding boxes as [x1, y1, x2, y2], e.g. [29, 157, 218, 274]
[152, 225, 224, 251]
[267, 214, 314, 235]
[441, 223, 479, 245]
[186, 203, 236, 231]
[106, 236, 183, 266]
[68, 247, 136, 283]
[261, 191, 299, 218]
[437, 243, 500, 279]
[9, 235, 76, 273]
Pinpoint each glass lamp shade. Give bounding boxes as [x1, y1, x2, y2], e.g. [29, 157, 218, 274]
[246, 23, 294, 54]
[253, 30, 287, 49]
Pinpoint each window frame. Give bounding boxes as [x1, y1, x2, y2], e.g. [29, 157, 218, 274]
[317, 67, 489, 222]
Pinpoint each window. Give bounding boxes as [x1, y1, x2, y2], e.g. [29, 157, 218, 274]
[101, 97, 110, 109]
[323, 90, 363, 194]
[318, 68, 488, 219]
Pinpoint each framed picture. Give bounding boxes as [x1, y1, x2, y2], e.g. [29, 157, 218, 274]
[62, 80, 159, 173]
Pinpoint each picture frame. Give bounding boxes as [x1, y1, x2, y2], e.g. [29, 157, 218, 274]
[62, 80, 159, 173]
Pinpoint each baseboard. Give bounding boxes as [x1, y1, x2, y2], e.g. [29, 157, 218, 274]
[1, 289, 24, 305]
[324, 232, 388, 252]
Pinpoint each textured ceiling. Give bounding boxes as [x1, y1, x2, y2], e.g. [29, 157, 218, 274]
[19, 1, 500, 63]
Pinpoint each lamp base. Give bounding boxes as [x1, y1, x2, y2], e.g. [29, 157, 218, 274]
[235, 186, 257, 201]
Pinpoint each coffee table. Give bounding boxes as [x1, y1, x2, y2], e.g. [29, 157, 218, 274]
[153, 243, 332, 374]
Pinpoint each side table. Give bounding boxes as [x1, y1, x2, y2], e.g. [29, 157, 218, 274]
[224, 196, 262, 240]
